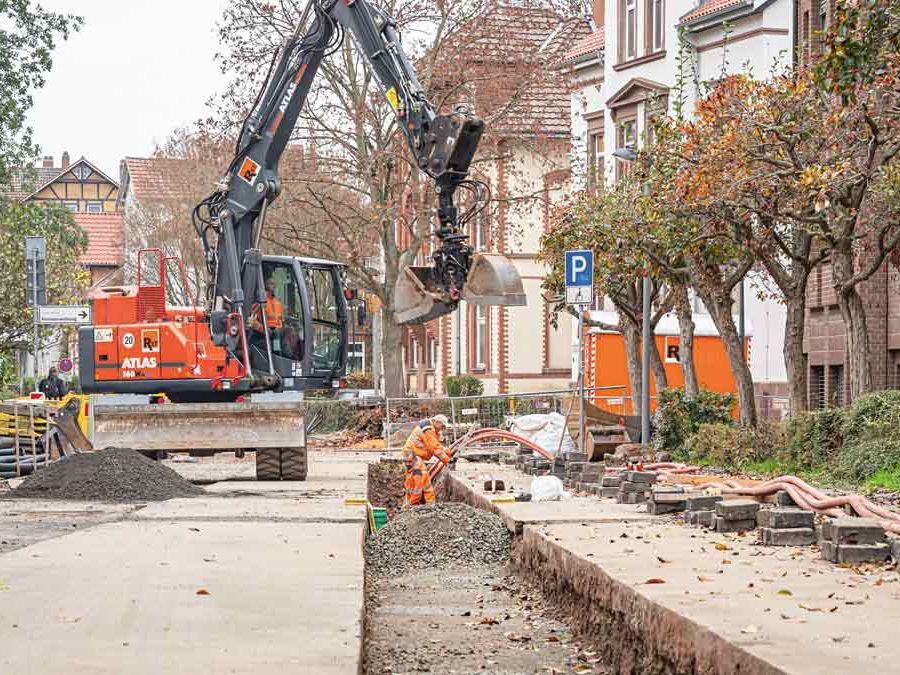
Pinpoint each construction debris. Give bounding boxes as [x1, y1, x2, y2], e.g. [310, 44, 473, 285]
[366, 458, 405, 519]
[5, 447, 204, 502]
[366, 503, 510, 576]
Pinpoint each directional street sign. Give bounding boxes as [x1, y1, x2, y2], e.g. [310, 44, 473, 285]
[37, 305, 92, 325]
[564, 249, 593, 306]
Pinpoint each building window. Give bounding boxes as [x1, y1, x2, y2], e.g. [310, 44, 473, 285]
[427, 336, 437, 370]
[622, 0, 638, 60]
[410, 337, 420, 371]
[470, 306, 489, 371]
[588, 130, 604, 190]
[471, 207, 489, 252]
[86, 201, 103, 214]
[801, 11, 810, 63]
[828, 365, 844, 408]
[651, 0, 664, 52]
[810, 365, 825, 409]
[818, 0, 828, 33]
[63, 201, 78, 212]
[347, 342, 365, 372]
[73, 164, 91, 180]
[616, 119, 636, 178]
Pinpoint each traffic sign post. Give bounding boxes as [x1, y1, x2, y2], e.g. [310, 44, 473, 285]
[37, 305, 92, 325]
[565, 250, 594, 459]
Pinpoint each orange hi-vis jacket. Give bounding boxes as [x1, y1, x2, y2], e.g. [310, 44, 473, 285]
[403, 420, 450, 464]
[404, 455, 436, 506]
[250, 294, 284, 330]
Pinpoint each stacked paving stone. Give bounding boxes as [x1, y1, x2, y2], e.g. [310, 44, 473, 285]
[713, 499, 760, 533]
[648, 485, 686, 514]
[599, 473, 622, 498]
[551, 455, 567, 480]
[617, 470, 657, 504]
[565, 461, 603, 492]
[821, 517, 890, 563]
[515, 455, 551, 475]
[684, 494, 723, 527]
[757, 508, 816, 546]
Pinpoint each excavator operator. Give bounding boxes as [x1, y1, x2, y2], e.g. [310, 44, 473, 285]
[250, 278, 285, 332]
[401, 414, 451, 506]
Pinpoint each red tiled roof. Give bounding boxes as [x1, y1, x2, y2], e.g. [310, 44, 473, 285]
[74, 212, 124, 268]
[681, 0, 745, 23]
[121, 156, 196, 203]
[561, 28, 605, 64]
[435, 5, 592, 139]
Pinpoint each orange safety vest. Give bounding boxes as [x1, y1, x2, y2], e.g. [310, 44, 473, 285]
[403, 420, 450, 464]
[251, 294, 284, 330]
[404, 455, 436, 506]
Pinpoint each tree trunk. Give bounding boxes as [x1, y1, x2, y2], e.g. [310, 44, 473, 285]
[712, 307, 757, 426]
[832, 248, 872, 400]
[782, 291, 809, 415]
[648, 332, 668, 394]
[622, 321, 642, 415]
[674, 287, 699, 396]
[381, 309, 407, 398]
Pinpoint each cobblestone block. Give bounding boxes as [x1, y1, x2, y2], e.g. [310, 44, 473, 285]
[716, 499, 760, 522]
[757, 508, 815, 529]
[619, 481, 650, 493]
[600, 487, 620, 498]
[625, 471, 657, 484]
[687, 510, 715, 527]
[651, 492, 688, 504]
[601, 475, 622, 488]
[619, 492, 647, 504]
[760, 527, 816, 546]
[775, 490, 796, 507]
[821, 541, 891, 564]
[822, 518, 886, 545]
[685, 495, 723, 512]
[649, 501, 685, 515]
[714, 516, 756, 533]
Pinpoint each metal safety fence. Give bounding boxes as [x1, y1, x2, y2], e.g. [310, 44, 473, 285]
[384, 386, 629, 450]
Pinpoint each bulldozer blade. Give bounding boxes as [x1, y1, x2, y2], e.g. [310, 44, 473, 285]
[461, 253, 527, 307]
[92, 401, 305, 452]
[393, 266, 456, 324]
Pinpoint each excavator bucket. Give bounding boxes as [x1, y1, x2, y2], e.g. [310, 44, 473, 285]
[394, 253, 526, 324]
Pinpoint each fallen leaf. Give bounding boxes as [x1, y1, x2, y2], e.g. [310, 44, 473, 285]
[722, 559, 732, 565]
[546, 634, 560, 642]
[780, 613, 792, 620]
[656, 556, 670, 564]
[479, 616, 499, 625]
[777, 589, 793, 597]
[644, 578, 666, 584]
[697, 575, 712, 582]
[832, 636, 847, 643]
[57, 616, 81, 623]
[196, 588, 210, 596]
[188, 527, 200, 533]
[799, 603, 838, 613]
[573, 666, 592, 674]
[715, 543, 729, 551]
[741, 624, 760, 634]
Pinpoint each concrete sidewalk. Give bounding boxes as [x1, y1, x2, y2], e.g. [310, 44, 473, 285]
[450, 461, 900, 674]
[0, 451, 371, 675]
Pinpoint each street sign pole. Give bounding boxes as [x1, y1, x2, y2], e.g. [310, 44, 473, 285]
[564, 249, 594, 459]
[32, 254, 38, 382]
[25, 236, 47, 384]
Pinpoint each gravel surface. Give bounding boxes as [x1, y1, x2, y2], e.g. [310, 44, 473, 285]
[5, 448, 205, 502]
[0, 478, 8, 492]
[366, 502, 511, 575]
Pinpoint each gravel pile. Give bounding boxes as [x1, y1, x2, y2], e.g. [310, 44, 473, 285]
[6, 447, 205, 502]
[366, 503, 510, 575]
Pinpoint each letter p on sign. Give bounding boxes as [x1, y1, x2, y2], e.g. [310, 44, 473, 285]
[565, 250, 593, 287]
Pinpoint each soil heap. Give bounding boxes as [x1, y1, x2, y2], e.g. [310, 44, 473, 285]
[6, 447, 205, 502]
[366, 502, 510, 575]
[367, 459, 406, 518]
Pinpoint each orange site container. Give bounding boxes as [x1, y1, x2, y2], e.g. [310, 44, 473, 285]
[582, 311, 750, 416]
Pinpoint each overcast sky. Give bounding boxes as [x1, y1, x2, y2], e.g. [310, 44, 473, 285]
[28, 0, 230, 179]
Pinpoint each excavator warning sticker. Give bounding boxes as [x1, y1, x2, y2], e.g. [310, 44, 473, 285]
[94, 328, 113, 343]
[142, 329, 160, 353]
[385, 87, 400, 111]
[238, 157, 261, 186]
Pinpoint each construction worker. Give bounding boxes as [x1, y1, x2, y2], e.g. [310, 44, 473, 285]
[250, 278, 284, 332]
[401, 414, 451, 507]
[403, 448, 436, 506]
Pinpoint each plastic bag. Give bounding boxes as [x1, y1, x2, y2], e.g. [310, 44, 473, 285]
[530, 475, 570, 502]
[509, 412, 575, 458]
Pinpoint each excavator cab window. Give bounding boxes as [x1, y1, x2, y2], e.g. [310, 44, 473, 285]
[261, 261, 304, 361]
[305, 266, 343, 371]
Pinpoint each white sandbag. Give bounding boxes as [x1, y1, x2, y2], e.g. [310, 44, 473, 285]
[530, 475, 570, 502]
[508, 412, 575, 458]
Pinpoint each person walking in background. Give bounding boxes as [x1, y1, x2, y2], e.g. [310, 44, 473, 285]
[38, 366, 66, 400]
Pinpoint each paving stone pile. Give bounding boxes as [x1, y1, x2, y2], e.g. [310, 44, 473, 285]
[5, 447, 204, 502]
[647, 485, 686, 515]
[616, 470, 657, 504]
[713, 498, 760, 533]
[821, 517, 891, 563]
[757, 507, 816, 546]
[366, 502, 511, 576]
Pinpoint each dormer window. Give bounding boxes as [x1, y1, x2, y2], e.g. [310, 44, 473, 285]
[73, 164, 91, 180]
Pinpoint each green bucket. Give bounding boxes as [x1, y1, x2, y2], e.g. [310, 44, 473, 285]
[371, 507, 388, 531]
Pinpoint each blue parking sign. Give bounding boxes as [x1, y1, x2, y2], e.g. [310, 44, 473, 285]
[565, 250, 593, 287]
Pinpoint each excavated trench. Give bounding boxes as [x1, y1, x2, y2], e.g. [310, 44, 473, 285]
[361, 469, 611, 675]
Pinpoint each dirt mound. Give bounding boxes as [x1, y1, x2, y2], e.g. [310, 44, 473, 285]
[6, 447, 205, 502]
[366, 502, 510, 575]
[367, 459, 406, 518]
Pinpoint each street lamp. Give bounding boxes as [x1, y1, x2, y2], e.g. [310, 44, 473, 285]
[612, 146, 651, 446]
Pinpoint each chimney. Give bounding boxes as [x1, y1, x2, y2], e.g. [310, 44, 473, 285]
[592, 0, 604, 29]
[42, 155, 54, 169]
[61, 151, 70, 170]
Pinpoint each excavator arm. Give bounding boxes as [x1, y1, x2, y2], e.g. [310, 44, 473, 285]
[195, 0, 525, 374]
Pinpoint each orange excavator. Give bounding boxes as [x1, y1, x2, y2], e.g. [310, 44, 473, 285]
[76, 0, 525, 479]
